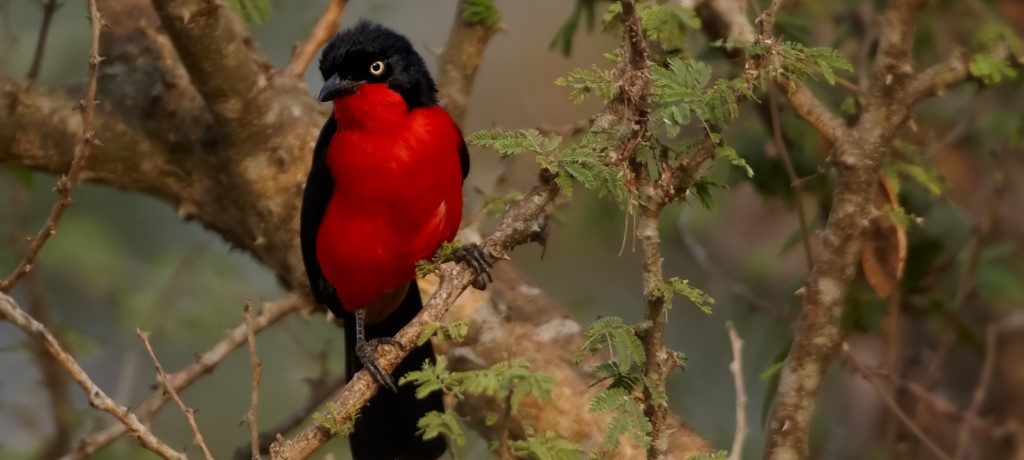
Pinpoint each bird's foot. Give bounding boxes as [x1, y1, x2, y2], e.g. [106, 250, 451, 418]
[454, 243, 494, 290]
[355, 337, 405, 393]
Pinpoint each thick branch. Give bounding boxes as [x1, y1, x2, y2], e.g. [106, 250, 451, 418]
[0, 292, 185, 460]
[148, 0, 279, 139]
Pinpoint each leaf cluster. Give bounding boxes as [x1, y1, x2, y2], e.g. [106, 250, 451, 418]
[417, 321, 470, 346]
[462, 0, 501, 28]
[658, 277, 715, 315]
[415, 240, 463, 277]
[509, 431, 588, 460]
[574, 316, 652, 452]
[400, 356, 554, 413]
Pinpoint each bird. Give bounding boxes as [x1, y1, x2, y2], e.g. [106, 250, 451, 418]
[300, 20, 493, 460]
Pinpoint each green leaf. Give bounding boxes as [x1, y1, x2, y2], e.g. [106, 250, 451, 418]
[224, 0, 271, 24]
[590, 387, 652, 452]
[716, 145, 754, 178]
[689, 176, 727, 211]
[469, 129, 562, 157]
[462, 0, 501, 28]
[576, 316, 646, 373]
[664, 277, 715, 315]
[556, 66, 617, 103]
[417, 410, 467, 446]
[640, 3, 701, 51]
[509, 431, 586, 460]
[969, 53, 1019, 85]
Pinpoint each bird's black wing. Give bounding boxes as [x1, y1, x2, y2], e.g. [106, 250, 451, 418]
[457, 128, 470, 181]
[300, 116, 342, 314]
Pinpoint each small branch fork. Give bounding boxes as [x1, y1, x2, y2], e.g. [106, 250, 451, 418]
[138, 329, 215, 460]
[0, 0, 103, 293]
[0, 293, 185, 460]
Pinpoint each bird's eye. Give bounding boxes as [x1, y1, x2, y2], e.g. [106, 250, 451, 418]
[369, 61, 385, 76]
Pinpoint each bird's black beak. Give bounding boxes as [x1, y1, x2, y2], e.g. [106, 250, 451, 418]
[318, 75, 361, 102]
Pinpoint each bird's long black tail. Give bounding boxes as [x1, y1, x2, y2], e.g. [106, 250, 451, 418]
[342, 282, 446, 460]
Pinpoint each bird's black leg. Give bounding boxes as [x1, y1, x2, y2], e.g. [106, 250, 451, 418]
[354, 308, 404, 393]
[454, 243, 494, 290]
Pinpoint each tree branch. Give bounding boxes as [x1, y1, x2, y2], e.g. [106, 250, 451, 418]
[138, 329, 215, 460]
[0, 292, 185, 460]
[437, 0, 501, 125]
[147, 0, 279, 140]
[726, 322, 748, 460]
[64, 294, 305, 459]
[281, 0, 347, 80]
[1, 0, 104, 292]
[245, 302, 264, 460]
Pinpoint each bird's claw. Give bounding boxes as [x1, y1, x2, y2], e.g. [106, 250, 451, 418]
[454, 243, 493, 290]
[355, 337, 405, 393]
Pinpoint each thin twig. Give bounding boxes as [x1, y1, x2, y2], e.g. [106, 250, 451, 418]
[138, 329, 215, 460]
[245, 302, 264, 460]
[955, 326, 999, 460]
[232, 374, 348, 460]
[26, 0, 60, 80]
[842, 343, 952, 460]
[726, 321, 748, 460]
[0, 293, 185, 459]
[282, 0, 347, 79]
[767, 88, 815, 269]
[0, 0, 102, 293]
[63, 294, 304, 460]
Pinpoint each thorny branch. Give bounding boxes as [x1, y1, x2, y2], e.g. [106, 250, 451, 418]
[245, 303, 264, 460]
[138, 329, 215, 460]
[0, 292, 185, 460]
[842, 343, 952, 460]
[0, 0, 103, 293]
[65, 295, 305, 459]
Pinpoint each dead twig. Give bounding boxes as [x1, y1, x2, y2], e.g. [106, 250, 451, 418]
[767, 88, 815, 269]
[138, 329, 215, 460]
[0, 0, 103, 293]
[955, 326, 999, 460]
[282, 0, 347, 79]
[842, 343, 952, 460]
[245, 302, 264, 460]
[0, 293, 185, 460]
[64, 294, 304, 460]
[25, 0, 60, 80]
[726, 322, 748, 460]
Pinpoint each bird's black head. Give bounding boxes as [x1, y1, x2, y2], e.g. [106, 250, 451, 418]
[318, 21, 437, 109]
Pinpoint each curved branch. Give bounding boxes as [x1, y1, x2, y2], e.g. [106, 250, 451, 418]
[282, 0, 347, 80]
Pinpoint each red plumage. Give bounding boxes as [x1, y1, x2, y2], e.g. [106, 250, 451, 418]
[315, 83, 464, 309]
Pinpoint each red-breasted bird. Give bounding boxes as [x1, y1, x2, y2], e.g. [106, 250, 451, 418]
[300, 21, 492, 460]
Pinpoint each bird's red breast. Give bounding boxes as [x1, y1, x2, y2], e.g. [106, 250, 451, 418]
[315, 83, 464, 310]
